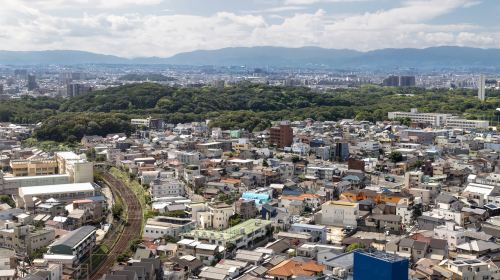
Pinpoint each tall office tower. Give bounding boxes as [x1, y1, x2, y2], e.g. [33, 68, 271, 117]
[27, 74, 38, 91]
[382, 75, 400, 86]
[14, 69, 28, 79]
[478, 75, 485, 101]
[399, 76, 416, 87]
[211, 80, 225, 89]
[67, 83, 92, 97]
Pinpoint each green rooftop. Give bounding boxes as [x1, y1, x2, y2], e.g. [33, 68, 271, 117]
[184, 219, 271, 242]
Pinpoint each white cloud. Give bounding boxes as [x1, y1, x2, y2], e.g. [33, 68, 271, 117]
[16, 0, 163, 9]
[284, 0, 372, 5]
[245, 6, 308, 14]
[0, 0, 498, 57]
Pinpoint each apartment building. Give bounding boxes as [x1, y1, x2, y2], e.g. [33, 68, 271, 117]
[305, 164, 339, 180]
[269, 121, 293, 148]
[45, 226, 96, 268]
[150, 178, 185, 198]
[357, 141, 380, 152]
[0, 222, 55, 254]
[196, 142, 225, 153]
[197, 202, 233, 230]
[317, 201, 359, 228]
[234, 199, 257, 219]
[183, 165, 200, 183]
[183, 219, 272, 249]
[175, 151, 201, 165]
[404, 171, 423, 188]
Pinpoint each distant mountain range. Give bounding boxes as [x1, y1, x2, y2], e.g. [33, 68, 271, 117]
[1, 46, 500, 69]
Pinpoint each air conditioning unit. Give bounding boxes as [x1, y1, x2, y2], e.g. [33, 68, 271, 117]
[338, 269, 346, 278]
[332, 267, 340, 276]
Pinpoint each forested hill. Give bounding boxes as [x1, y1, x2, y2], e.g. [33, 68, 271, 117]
[1, 83, 499, 142]
[2, 47, 500, 70]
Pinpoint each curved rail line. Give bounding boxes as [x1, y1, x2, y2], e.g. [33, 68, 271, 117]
[90, 172, 143, 280]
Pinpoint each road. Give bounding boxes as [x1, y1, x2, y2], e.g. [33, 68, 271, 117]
[90, 172, 143, 280]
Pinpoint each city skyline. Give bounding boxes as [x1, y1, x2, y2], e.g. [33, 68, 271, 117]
[0, 0, 499, 58]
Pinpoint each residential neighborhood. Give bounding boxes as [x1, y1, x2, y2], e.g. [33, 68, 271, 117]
[1, 113, 500, 280]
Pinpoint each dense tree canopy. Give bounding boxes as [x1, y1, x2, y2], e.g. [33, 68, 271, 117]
[34, 112, 132, 142]
[389, 151, 404, 163]
[0, 96, 62, 123]
[2, 83, 500, 142]
[57, 83, 500, 127]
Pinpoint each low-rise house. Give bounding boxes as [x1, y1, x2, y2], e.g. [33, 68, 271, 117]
[365, 214, 403, 234]
[319, 251, 354, 278]
[195, 243, 220, 266]
[168, 255, 203, 276]
[267, 259, 324, 280]
[176, 239, 199, 257]
[462, 182, 500, 207]
[199, 267, 232, 280]
[427, 238, 448, 260]
[455, 240, 500, 258]
[157, 243, 177, 258]
[443, 259, 495, 280]
[279, 194, 321, 213]
[234, 250, 265, 265]
[412, 258, 452, 279]
[433, 222, 466, 250]
[290, 223, 327, 244]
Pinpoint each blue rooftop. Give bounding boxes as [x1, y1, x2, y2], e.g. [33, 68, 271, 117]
[242, 192, 271, 205]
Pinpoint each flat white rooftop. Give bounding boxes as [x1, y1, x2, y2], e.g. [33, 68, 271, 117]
[197, 142, 222, 146]
[19, 183, 95, 196]
[55, 151, 80, 160]
[228, 159, 254, 163]
[43, 254, 76, 261]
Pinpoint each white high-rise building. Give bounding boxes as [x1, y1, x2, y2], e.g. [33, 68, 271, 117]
[478, 74, 486, 101]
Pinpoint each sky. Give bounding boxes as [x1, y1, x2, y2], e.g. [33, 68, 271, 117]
[0, 0, 499, 58]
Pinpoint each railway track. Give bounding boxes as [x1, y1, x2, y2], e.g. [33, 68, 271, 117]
[90, 172, 143, 280]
